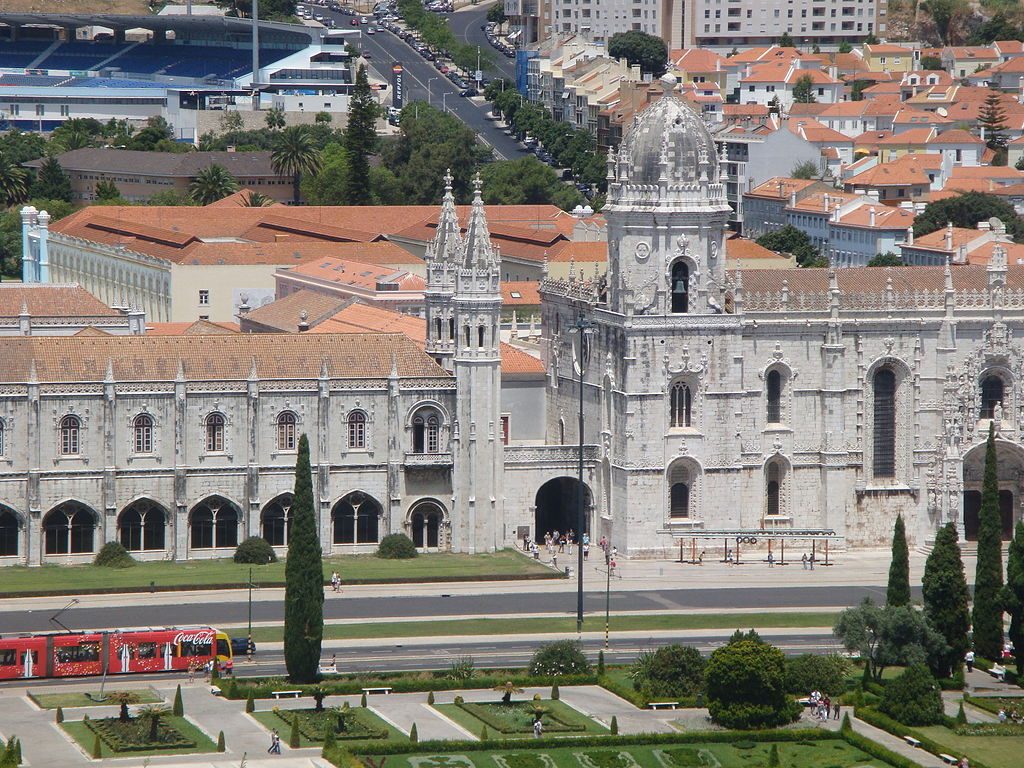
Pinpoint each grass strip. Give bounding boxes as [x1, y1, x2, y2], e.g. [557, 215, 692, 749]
[29, 690, 161, 709]
[248, 611, 838, 643]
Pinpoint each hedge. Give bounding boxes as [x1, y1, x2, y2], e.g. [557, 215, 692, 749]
[855, 707, 994, 768]
[964, 694, 1024, 715]
[840, 724, 918, 768]
[270, 707, 388, 742]
[82, 717, 196, 753]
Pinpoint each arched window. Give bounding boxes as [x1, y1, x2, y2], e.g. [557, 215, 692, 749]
[670, 382, 692, 428]
[348, 411, 367, 449]
[59, 415, 80, 456]
[331, 493, 381, 544]
[205, 413, 225, 453]
[980, 375, 1004, 420]
[766, 461, 782, 516]
[671, 261, 689, 314]
[133, 414, 153, 454]
[261, 495, 293, 547]
[0, 507, 18, 556]
[190, 497, 238, 549]
[43, 503, 94, 555]
[766, 370, 782, 424]
[276, 411, 296, 452]
[873, 368, 897, 479]
[669, 463, 691, 518]
[118, 501, 165, 551]
[412, 410, 441, 453]
[411, 502, 444, 548]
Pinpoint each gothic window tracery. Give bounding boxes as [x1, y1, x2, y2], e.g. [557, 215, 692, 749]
[670, 381, 692, 428]
[873, 368, 897, 479]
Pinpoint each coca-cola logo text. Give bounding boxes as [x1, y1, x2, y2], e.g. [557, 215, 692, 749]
[174, 631, 213, 645]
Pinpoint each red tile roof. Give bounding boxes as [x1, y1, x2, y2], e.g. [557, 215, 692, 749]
[0, 284, 117, 317]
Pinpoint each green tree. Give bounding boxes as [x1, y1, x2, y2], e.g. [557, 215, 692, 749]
[704, 639, 800, 729]
[833, 598, 947, 681]
[1016, 155, 1024, 171]
[913, 191, 1024, 241]
[148, 189, 198, 206]
[608, 30, 668, 76]
[784, 653, 850, 696]
[220, 111, 244, 133]
[314, 111, 332, 125]
[973, 423, 1005, 660]
[790, 160, 819, 180]
[94, 179, 121, 201]
[880, 664, 945, 725]
[272, 126, 323, 205]
[887, 514, 911, 606]
[1003, 520, 1024, 675]
[920, 55, 944, 70]
[922, 522, 971, 677]
[302, 143, 350, 205]
[30, 156, 73, 203]
[0, 130, 47, 165]
[238, 190, 276, 207]
[978, 89, 1009, 151]
[0, 153, 29, 206]
[172, 684, 183, 716]
[868, 252, 904, 267]
[630, 644, 706, 699]
[283, 433, 324, 683]
[344, 65, 380, 206]
[137, 705, 171, 742]
[838, 41, 853, 54]
[188, 164, 239, 205]
[127, 116, 174, 151]
[756, 225, 824, 267]
[777, 31, 794, 48]
[851, 80, 871, 101]
[481, 156, 583, 210]
[921, 0, 969, 44]
[792, 74, 817, 104]
[265, 106, 286, 131]
[487, 3, 507, 27]
[529, 640, 591, 676]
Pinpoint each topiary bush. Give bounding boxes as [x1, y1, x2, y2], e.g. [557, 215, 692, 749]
[530, 640, 591, 676]
[93, 541, 136, 568]
[376, 533, 417, 559]
[234, 536, 277, 564]
[217, 731, 225, 752]
[784, 653, 850, 696]
[705, 639, 801, 730]
[173, 684, 183, 716]
[632, 644, 705, 699]
[880, 664, 945, 726]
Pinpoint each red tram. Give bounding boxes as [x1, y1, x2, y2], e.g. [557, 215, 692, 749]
[0, 626, 232, 680]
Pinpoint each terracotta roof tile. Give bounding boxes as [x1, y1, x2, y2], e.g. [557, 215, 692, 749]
[745, 177, 820, 199]
[0, 284, 117, 317]
[145, 320, 240, 335]
[502, 281, 541, 306]
[845, 155, 939, 187]
[286, 257, 425, 292]
[725, 237, 783, 260]
[241, 290, 349, 333]
[547, 241, 608, 263]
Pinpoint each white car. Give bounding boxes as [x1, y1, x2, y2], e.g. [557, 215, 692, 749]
[367, 26, 377, 34]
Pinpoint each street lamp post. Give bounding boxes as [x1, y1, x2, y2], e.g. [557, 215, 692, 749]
[570, 309, 594, 635]
[247, 566, 253, 640]
[442, 92, 449, 113]
[428, 76, 437, 105]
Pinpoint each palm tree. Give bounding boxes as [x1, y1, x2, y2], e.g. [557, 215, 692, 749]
[106, 691, 140, 724]
[0, 153, 29, 206]
[137, 705, 171, 742]
[271, 126, 322, 205]
[189, 164, 239, 205]
[238, 190, 275, 207]
[492, 681, 524, 704]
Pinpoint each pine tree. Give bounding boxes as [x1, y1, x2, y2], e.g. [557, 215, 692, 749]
[343, 64, 379, 206]
[1004, 520, 1024, 675]
[978, 89, 1009, 151]
[31, 156, 73, 202]
[284, 433, 324, 683]
[923, 522, 971, 677]
[973, 423, 1005, 660]
[173, 684, 183, 716]
[887, 515, 911, 606]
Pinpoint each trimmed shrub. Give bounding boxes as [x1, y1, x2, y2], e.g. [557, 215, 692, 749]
[551, 683, 560, 700]
[93, 541, 136, 568]
[234, 536, 277, 564]
[427, 691, 434, 705]
[56, 706, 64, 723]
[784, 653, 850, 696]
[705, 639, 801, 729]
[289, 714, 301, 748]
[217, 731, 225, 752]
[172, 685, 183, 716]
[226, 678, 239, 698]
[530, 640, 591, 676]
[768, 744, 780, 768]
[610, 716, 618, 735]
[409, 722, 418, 743]
[376, 533, 417, 559]
[480, 725, 488, 741]
[360, 693, 367, 708]
[598, 650, 605, 676]
[92, 733, 102, 759]
[880, 664, 945, 726]
[956, 702, 967, 724]
[632, 644, 705, 699]
[246, 690, 255, 713]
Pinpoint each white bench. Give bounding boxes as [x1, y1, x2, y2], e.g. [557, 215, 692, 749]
[648, 702, 679, 710]
[988, 664, 1007, 681]
[939, 755, 958, 765]
[361, 687, 393, 696]
[903, 736, 922, 748]
[271, 690, 302, 699]
[318, 665, 338, 675]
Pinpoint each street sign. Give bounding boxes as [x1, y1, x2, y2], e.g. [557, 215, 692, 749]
[392, 63, 404, 109]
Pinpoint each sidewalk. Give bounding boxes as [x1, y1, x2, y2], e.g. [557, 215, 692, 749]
[849, 717, 947, 768]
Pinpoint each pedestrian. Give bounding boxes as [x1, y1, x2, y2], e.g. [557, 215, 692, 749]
[531, 541, 539, 559]
[599, 535, 607, 552]
[583, 532, 590, 546]
[965, 649, 975, 673]
[767, 550, 774, 568]
[224, 657, 234, 676]
[558, 534, 565, 554]
[187, 660, 196, 683]
[809, 552, 815, 570]
[583, 543, 590, 561]
[533, 718, 543, 739]
[801, 553, 808, 570]
[522, 532, 529, 551]
[330, 570, 340, 592]
[999, 708, 1007, 723]
[959, 758, 969, 768]
[833, 701, 840, 720]
[268, 729, 280, 754]
[247, 635, 255, 662]
[609, 558, 617, 577]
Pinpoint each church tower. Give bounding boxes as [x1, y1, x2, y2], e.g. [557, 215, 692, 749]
[450, 174, 503, 553]
[424, 170, 462, 372]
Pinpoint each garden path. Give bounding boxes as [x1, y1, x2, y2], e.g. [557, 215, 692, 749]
[366, 692, 475, 740]
[942, 692, 997, 723]
[0, 690, 88, 768]
[849, 716, 947, 768]
[559, 684, 677, 734]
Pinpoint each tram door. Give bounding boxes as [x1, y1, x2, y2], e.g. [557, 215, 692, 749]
[22, 650, 36, 679]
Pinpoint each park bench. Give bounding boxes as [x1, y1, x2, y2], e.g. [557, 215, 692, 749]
[361, 687, 393, 696]
[939, 755, 958, 765]
[318, 664, 338, 675]
[988, 664, 1007, 681]
[903, 736, 922, 748]
[271, 690, 303, 699]
[648, 702, 679, 710]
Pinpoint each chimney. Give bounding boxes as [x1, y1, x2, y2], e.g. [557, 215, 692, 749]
[790, 190, 797, 206]
[945, 222, 954, 249]
[869, 207, 876, 227]
[867, 190, 879, 203]
[906, 225, 914, 245]
[298, 309, 309, 332]
[238, 293, 251, 316]
[823, 193, 830, 210]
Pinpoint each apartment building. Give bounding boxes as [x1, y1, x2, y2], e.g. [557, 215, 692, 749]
[549, 0, 673, 43]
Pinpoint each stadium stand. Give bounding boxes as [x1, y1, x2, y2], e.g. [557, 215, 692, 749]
[0, 40, 53, 69]
[35, 41, 131, 71]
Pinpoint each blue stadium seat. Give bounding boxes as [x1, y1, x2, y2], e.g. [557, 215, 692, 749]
[0, 39, 54, 68]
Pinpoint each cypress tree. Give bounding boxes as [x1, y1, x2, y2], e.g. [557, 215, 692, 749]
[56, 706, 64, 723]
[284, 433, 324, 683]
[1004, 520, 1024, 675]
[245, 690, 255, 713]
[956, 702, 967, 724]
[551, 683, 559, 700]
[610, 715, 618, 735]
[92, 733, 102, 759]
[289, 715, 301, 748]
[172, 684, 183, 716]
[343, 64, 379, 206]
[217, 731, 225, 752]
[479, 725, 486, 741]
[923, 523, 971, 677]
[598, 650, 605, 676]
[410, 723, 418, 743]
[887, 515, 911, 606]
[973, 423, 1005, 659]
[427, 690, 434, 705]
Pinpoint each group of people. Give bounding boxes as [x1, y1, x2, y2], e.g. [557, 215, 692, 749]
[330, 571, 342, 592]
[807, 690, 840, 721]
[521, 530, 612, 570]
[998, 707, 1022, 724]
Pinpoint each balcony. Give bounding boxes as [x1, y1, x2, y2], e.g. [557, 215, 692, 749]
[404, 451, 453, 468]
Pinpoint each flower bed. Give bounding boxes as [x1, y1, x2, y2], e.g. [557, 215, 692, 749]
[83, 716, 196, 753]
[271, 707, 388, 742]
[964, 696, 1024, 716]
[455, 701, 585, 734]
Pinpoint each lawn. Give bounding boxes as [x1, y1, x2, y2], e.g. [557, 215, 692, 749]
[385, 739, 889, 768]
[62, 715, 218, 758]
[249, 612, 839, 643]
[2, 550, 555, 596]
[434, 700, 608, 740]
[915, 725, 1024, 768]
[249, 706, 405, 748]
[29, 689, 162, 709]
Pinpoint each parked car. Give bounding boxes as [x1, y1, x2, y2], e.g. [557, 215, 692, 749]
[367, 26, 377, 34]
[459, 88, 477, 97]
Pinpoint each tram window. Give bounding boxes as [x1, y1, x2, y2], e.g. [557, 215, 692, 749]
[137, 642, 158, 659]
[55, 642, 100, 663]
[0, 649, 15, 665]
[216, 638, 231, 658]
[178, 639, 212, 657]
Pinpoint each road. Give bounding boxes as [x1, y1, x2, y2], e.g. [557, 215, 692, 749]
[0, 584, 899, 634]
[447, 2, 515, 81]
[327, 7, 524, 160]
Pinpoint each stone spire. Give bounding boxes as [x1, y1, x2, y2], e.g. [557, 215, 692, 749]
[427, 169, 463, 263]
[462, 173, 497, 269]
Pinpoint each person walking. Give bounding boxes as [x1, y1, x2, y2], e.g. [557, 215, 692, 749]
[330, 571, 340, 592]
[965, 649, 975, 673]
[583, 542, 590, 561]
[767, 550, 774, 568]
[533, 718, 543, 739]
[268, 730, 281, 754]
[801, 553, 808, 570]
[833, 701, 841, 720]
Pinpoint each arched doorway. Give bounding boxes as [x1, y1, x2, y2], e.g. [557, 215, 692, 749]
[410, 501, 446, 549]
[43, 502, 97, 555]
[189, 496, 240, 550]
[0, 506, 20, 556]
[261, 494, 294, 547]
[331, 492, 382, 545]
[118, 499, 166, 552]
[962, 440, 1024, 540]
[534, 477, 592, 540]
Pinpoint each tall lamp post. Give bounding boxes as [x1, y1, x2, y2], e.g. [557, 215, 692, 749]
[428, 76, 437, 105]
[604, 546, 612, 649]
[570, 308, 594, 635]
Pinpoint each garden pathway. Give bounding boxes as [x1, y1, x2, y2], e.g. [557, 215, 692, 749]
[0, 690, 88, 768]
[559, 685, 677, 734]
[849, 716, 947, 768]
[942, 692, 997, 723]
[366, 692, 475, 740]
